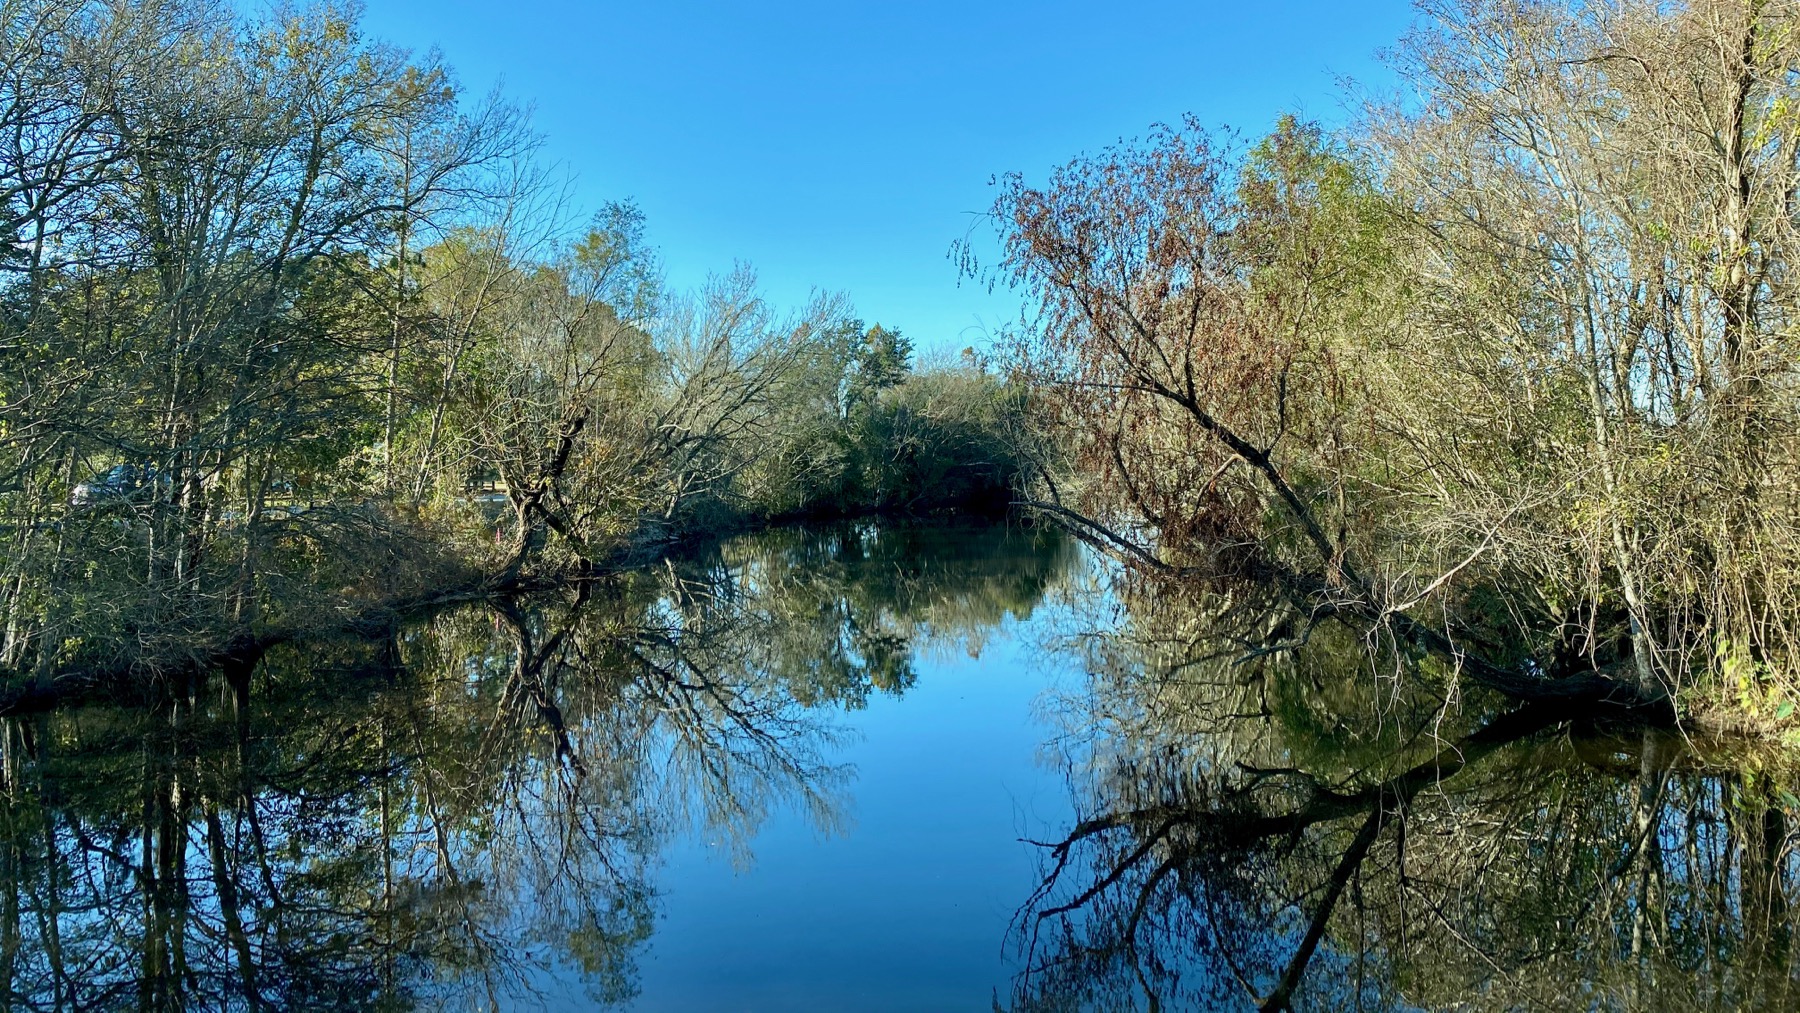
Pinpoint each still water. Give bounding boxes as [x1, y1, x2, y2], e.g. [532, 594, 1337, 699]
[3, 520, 1800, 1010]
[626, 526, 1078, 1011]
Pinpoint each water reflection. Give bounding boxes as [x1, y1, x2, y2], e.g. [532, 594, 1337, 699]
[0, 520, 1073, 1010]
[1015, 583, 1800, 1012]
[9, 522, 1799, 1011]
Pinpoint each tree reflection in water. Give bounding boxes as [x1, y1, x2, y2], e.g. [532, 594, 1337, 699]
[14, 520, 1785, 1012]
[0, 520, 1073, 1010]
[1014, 581, 1800, 1012]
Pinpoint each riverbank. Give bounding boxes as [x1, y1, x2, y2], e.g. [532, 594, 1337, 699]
[0, 500, 1027, 719]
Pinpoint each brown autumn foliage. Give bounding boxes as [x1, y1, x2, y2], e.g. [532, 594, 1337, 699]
[979, 0, 1800, 730]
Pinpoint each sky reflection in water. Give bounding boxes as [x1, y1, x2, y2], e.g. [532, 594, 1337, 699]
[631, 617, 1073, 1012]
[6, 520, 1800, 1011]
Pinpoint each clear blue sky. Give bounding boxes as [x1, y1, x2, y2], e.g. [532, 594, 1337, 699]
[352, 0, 1417, 354]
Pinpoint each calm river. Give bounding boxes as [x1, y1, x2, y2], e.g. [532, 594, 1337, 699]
[2, 520, 1796, 1010]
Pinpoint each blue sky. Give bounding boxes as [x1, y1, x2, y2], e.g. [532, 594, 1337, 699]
[353, 0, 1417, 354]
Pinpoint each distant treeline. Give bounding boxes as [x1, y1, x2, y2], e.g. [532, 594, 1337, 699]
[0, 0, 1026, 685]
